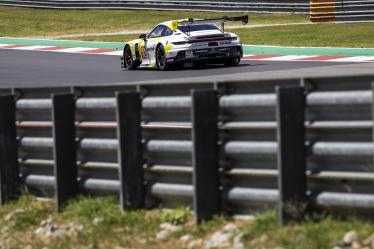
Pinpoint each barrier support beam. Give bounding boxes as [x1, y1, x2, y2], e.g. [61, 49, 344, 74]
[191, 89, 220, 224]
[52, 94, 78, 212]
[0, 95, 19, 204]
[276, 86, 307, 224]
[116, 92, 144, 211]
[371, 82, 374, 172]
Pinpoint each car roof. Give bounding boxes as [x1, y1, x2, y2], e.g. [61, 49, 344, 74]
[158, 19, 217, 30]
[158, 19, 186, 30]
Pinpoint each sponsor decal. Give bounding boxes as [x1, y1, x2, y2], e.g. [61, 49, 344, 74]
[140, 45, 149, 60]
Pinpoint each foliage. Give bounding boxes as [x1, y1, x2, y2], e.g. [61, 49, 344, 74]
[1, 195, 374, 248]
[160, 207, 191, 225]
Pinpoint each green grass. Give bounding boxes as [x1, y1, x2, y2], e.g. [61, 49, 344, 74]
[0, 195, 52, 231]
[242, 210, 374, 249]
[67, 34, 140, 42]
[67, 22, 374, 48]
[0, 6, 307, 37]
[0, 195, 225, 249]
[2, 6, 373, 47]
[160, 207, 191, 225]
[1, 196, 374, 248]
[235, 22, 374, 48]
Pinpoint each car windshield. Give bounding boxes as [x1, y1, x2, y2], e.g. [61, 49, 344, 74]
[178, 24, 221, 33]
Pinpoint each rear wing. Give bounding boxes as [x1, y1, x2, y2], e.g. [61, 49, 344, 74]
[179, 15, 248, 26]
[177, 15, 248, 33]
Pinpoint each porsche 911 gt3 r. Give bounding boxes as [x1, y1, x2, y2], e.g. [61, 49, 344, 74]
[121, 15, 248, 70]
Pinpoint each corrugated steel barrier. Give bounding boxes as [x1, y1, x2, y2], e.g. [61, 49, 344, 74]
[1, 74, 374, 223]
[310, 0, 374, 22]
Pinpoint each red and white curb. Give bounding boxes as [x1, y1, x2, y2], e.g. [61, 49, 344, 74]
[0, 44, 123, 56]
[243, 54, 374, 63]
[1, 44, 374, 63]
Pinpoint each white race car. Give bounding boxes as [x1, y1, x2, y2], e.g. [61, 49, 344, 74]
[121, 15, 248, 70]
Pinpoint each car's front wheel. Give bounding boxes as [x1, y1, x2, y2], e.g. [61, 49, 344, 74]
[156, 45, 169, 71]
[224, 56, 241, 66]
[123, 46, 139, 70]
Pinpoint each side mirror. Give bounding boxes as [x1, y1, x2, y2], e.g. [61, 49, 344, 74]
[139, 34, 147, 40]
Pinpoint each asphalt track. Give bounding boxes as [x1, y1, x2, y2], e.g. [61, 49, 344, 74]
[1, 49, 373, 88]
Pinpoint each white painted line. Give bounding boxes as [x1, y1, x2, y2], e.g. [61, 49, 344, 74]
[299, 58, 374, 63]
[328, 56, 374, 62]
[242, 55, 374, 63]
[261, 55, 314, 61]
[53, 47, 98, 53]
[0, 44, 12, 47]
[101, 50, 123, 56]
[243, 44, 374, 51]
[14, 45, 54, 50]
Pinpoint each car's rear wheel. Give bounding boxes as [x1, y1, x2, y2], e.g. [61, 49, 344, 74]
[224, 56, 241, 66]
[156, 45, 169, 71]
[124, 46, 139, 70]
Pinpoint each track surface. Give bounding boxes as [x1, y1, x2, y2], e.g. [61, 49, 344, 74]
[0, 49, 363, 88]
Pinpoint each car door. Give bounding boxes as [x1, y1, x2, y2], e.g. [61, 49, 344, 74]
[137, 37, 151, 65]
[145, 25, 167, 65]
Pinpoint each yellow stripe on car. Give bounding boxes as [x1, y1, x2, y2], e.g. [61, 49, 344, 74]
[164, 44, 174, 54]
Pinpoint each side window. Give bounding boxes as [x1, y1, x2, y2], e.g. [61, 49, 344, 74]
[162, 27, 173, 37]
[148, 25, 165, 39]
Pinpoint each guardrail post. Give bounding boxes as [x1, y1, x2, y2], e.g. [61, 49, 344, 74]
[52, 94, 78, 212]
[191, 89, 220, 224]
[116, 92, 144, 211]
[372, 82, 374, 172]
[276, 86, 306, 224]
[0, 95, 19, 204]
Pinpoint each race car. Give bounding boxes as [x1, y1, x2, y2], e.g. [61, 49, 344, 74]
[121, 15, 248, 70]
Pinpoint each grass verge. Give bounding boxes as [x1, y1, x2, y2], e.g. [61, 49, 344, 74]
[2, 195, 374, 248]
[242, 210, 374, 249]
[67, 22, 374, 48]
[0, 195, 227, 249]
[1, 6, 374, 47]
[235, 22, 374, 48]
[0, 6, 307, 37]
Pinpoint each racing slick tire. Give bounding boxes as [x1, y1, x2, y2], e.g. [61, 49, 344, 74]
[224, 56, 241, 66]
[156, 45, 169, 71]
[123, 45, 139, 70]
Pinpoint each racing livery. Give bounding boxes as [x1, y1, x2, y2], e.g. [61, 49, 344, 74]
[121, 15, 248, 70]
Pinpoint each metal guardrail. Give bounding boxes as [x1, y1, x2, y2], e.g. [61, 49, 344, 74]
[1, 74, 374, 223]
[310, 0, 374, 22]
[0, 0, 309, 13]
